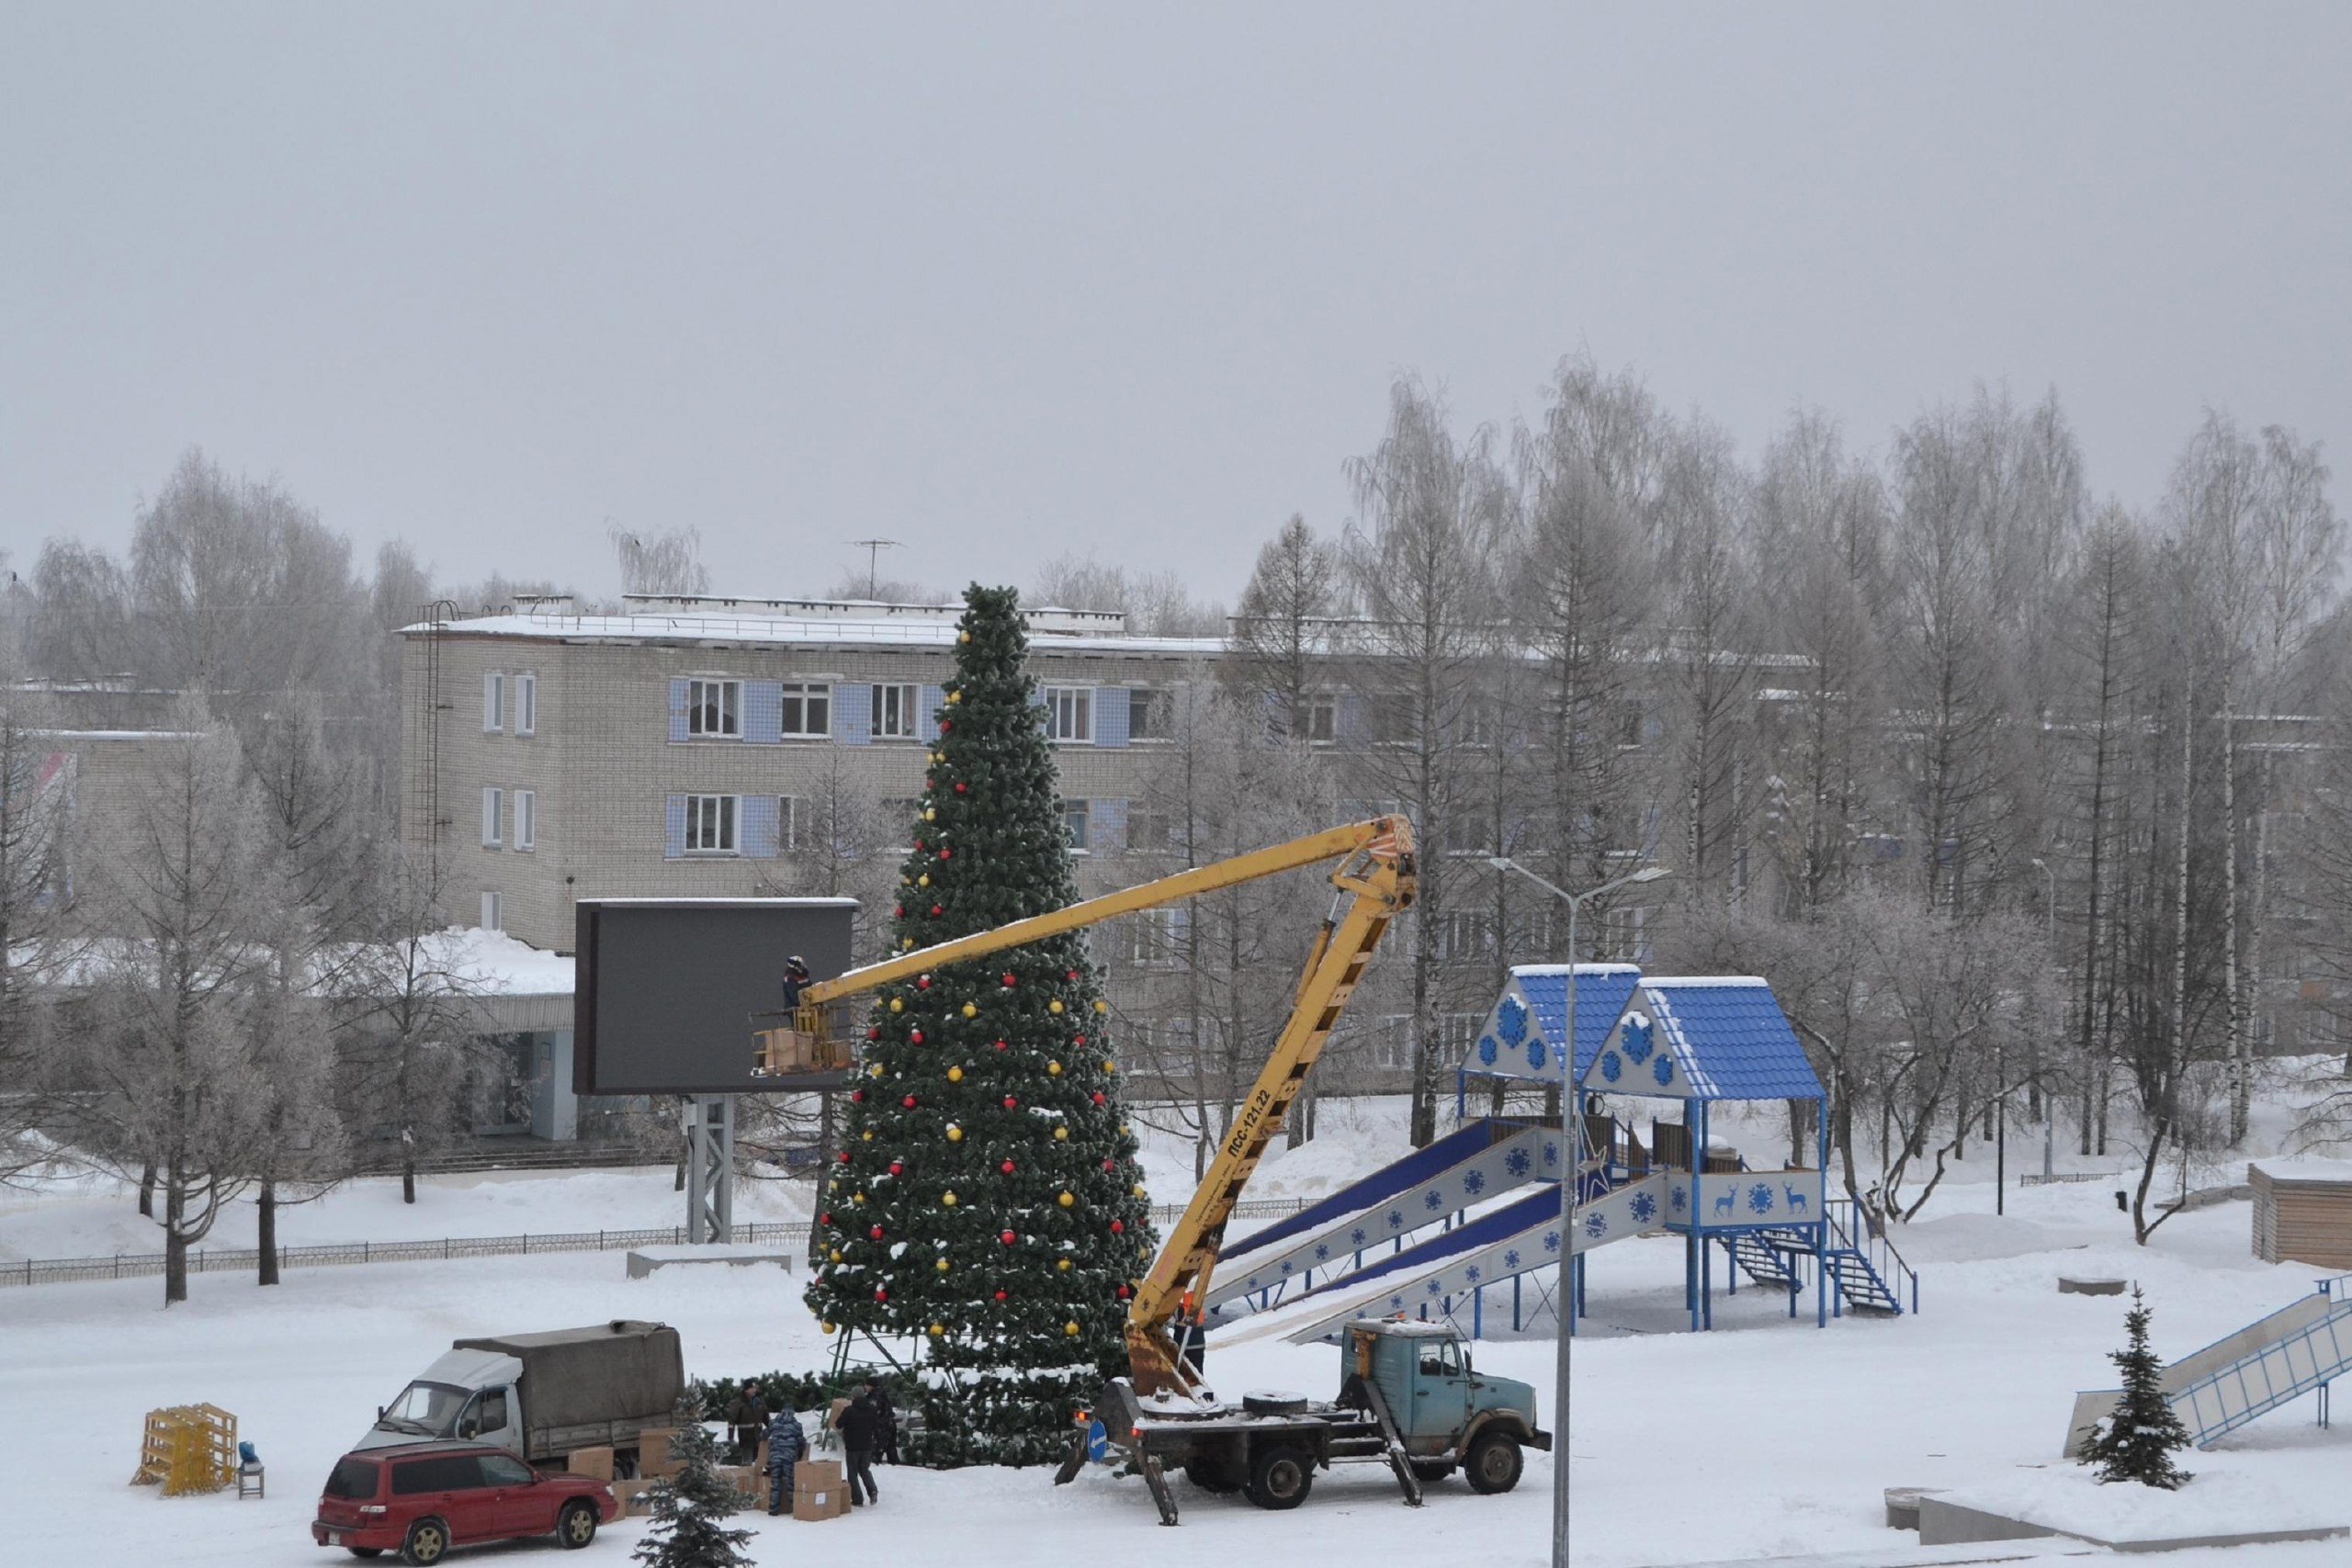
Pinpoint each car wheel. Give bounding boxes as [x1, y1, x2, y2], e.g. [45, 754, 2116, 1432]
[1245, 1445, 1314, 1511]
[347, 1552, 384, 1562]
[1183, 1457, 1240, 1494]
[1409, 1460, 1455, 1483]
[558, 1500, 599, 1550]
[401, 1517, 449, 1566]
[1464, 1428, 1523, 1495]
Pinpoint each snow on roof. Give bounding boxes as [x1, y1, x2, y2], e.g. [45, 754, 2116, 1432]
[424, 927, 573, 997]
[2250, 1156, 2352, 1186]
[402, 610, 1225, 659]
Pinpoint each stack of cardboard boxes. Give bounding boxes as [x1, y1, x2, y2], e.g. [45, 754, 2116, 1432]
[791, 1457, 851, 1521]
[579, 1428, 846, 1522]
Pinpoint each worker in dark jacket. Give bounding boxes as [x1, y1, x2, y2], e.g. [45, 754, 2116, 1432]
[725, 1381, 767, 1465]
[835, 1385, 883, 1506]
[870, 1380, 901, 1465]
[780, 955, 812, 1010]
[763, 1405, 807, 1515]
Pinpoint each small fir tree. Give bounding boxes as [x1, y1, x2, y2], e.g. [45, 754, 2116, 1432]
[804, 584, 1158, 1465]
[2083, 1285, 2192, 1489]
[633, 1397, 753, 1568]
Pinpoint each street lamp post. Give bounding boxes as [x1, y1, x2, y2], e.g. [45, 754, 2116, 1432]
[2032, 857, 2057, 1185]
[1485, 855, 1671, 1568]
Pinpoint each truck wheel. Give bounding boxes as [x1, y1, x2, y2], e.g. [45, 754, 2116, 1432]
[1183, 1458, 1240, 1494]
[1464, 1429, 1523, 1495]
[557, 1500, 599, 1549]
[401, 1517, 449, 1566]
[1246, 1445, 1314, 1510]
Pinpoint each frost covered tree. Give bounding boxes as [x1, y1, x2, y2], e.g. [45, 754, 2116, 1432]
[632, 1397, 752, 1568]
[803, 586, 1156, 1466]
[2083, 1285, 2191, 1488]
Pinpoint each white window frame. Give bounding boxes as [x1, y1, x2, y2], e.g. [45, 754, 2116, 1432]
[483, 671, 505, 734]
[1127, 686, 1164, 742]
[684, 793, 740, 855]
[481, 786, 504, 849]
[687, 678, 741, 739]
[779, 795, 805, 852]
[515, 672, 537, 737]
[480, 889, 503, 931]
[1061, 798, 1091, 853]
[1129, 906, 1187, 968]
[871, 682, 918, 740]
[1045, 686, 1092, 743]
[1306, 692, 1338, 744]
[514, 789, 536, 852]
[780, 682, 831, 739]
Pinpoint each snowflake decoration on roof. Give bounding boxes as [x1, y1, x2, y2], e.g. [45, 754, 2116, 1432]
[1542, 1141, 1559, 1168]
[1314, 1244, 1330, 1261]
[1386, 1210, 1406, 1230]
[1280, 1259, 1295, 1273]
[1424, 1189, 1446, 1211]
[1351, 1227, 1368, 1247]
[1652, 1055, 1675, 1089]
[1496, 996, 1529, 1047]
[1504, 1249, 1522, 1269]
[1427, 1279, 1444, 1295]
[1629, 1190, 1658, 1225]
[1390, 1296, 1405, 1310]
[1505, 1146, 1532, 1179]
[1477, 1033, 1498, 1066]
[1543, 1230, 1562, 1253]
[1669, 1184, 1689, 1213]
[1584, 1211, 1610, 1240]
[1463, 1170, 1487, 1195]
[1600, 1051, 1623, 1083]
[1528, 1035, 1548, 1071]
[1465, 1265, 1482, 1282]
[1747, 1183, 1776, 1216]
[1621, 1014, 1654, 1066]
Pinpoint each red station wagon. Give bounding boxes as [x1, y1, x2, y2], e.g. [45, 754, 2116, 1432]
[313, 1442, 619, 1563]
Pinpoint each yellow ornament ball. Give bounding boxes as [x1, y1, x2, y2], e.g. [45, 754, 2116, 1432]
[1046, 1060, 1062, 1077]
[1057, 1190, 1076, 1208]
[946, 1066, 964, 1084]
[943, 1190, 957, 1206]
[1102, 1060, 1115, 1074]
[1048, 998, 1064, 1015]
[869, 1064, 885, 1078]
[1132, 1183, 1147, 1198]
[930, 1323, 945, 1337]
[821, 1321, 836, 1335]
[889, 997, 904, 1013]
[902, 937, 916, 950]
[935, 1257, 951, 1272]
[1064, 1320, 1081, 1337]
[861, 1130, 874, 1141]
[945, 1123, 964, 1141]
[961, 1001, 978, 1019]
[1054, 1126, 1069, 1142]
[959, 630, 971, 643]
[853, 1191, 866, 1202]
[829, 1248, 842, 1263]
[923, 807, 936, 822]
[1057, 1258, 1073, 1271]
[1119, 1122, 1130, 1134]
[1093, 998, 1109, 1015]
[947, 689, 961, 704]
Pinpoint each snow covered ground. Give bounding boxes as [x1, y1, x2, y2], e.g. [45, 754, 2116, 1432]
[10, 1090, 2352, 1566]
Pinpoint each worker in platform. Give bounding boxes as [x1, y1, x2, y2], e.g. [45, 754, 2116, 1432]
[780, 954, 812, 1010]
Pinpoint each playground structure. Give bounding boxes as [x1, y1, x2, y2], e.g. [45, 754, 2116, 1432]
[1209, 964, 1917, 1347]
[2064, 1271, 2352, 1456]
[130, 1404, 238, 1496]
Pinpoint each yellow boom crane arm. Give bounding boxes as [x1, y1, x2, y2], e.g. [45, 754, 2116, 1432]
[769, 816, 1416, 1399]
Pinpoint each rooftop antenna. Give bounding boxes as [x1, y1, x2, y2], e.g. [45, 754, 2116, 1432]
[849, 538, 902, 600]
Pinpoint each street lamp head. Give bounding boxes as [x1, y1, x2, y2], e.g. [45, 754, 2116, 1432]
[1627, 865, 1672, 886]
[1487, 855, 1514, 872]
[2031, 857, 2047, 872]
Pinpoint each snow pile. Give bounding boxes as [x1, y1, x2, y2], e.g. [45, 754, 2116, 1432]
[1939, 1466, 2346, 1541]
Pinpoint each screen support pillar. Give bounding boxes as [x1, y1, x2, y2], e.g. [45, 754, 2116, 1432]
[685, 1094, 735, 1243]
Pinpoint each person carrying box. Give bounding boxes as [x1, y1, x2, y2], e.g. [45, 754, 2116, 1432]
[763, 1405, 807, 1516]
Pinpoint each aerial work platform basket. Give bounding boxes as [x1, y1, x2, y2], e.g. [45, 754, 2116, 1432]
[131, 1404, 238, 1496]
[751, 1002, 857, 1085]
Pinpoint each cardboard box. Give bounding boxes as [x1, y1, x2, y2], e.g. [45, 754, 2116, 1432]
[614, 1478, 665, 1517]
[566, 1446, 615, 1482]
[637, 1428, 682, 1478]
[792, 1482, 849, 1521]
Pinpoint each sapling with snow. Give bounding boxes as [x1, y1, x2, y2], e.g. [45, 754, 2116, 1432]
[2083, 1284, 2192, 1489]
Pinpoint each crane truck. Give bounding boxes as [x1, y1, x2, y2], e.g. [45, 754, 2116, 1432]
[755, 815, 1549, 1525]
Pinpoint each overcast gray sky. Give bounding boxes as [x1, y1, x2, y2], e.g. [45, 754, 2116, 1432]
[5, 3, 2347, 604]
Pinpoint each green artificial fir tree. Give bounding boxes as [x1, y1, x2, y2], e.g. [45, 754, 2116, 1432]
[2082, 1284, 2192, 1489]
[632, 1396, 754, 1568]
[804, 585, 1158, 1465]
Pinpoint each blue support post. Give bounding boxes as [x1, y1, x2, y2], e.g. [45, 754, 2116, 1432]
[1475, 1282, 1484, 1339]
[1514, 1272, 1522, 1332]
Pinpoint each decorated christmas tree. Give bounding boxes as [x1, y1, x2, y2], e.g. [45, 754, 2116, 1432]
[2083, 1285, 2192, 1489]
[632, 1396, 753, 1568]
[804, 584, 1158, 1466]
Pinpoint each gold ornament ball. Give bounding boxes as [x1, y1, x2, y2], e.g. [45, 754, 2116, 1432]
[1046, 1060, 1062, 1076]
[935, 1257, 951, 1272]
[829, 1248, 842, 1263]
[1093, 998, 1109, 1015]
[1057, 1190, 1075, 1208]
[1047, 998, 1064, 1015]
[961, 1002, 978, 1019]
[943, 1191, 957, 1206]
[1053, 1126, 1069, 1142]
[1118, 1122, 1130, 1134]
[854, 1191, 866, 1201]
[930, 1322, 945, 1337]
[923, 807, 936, 822]
[1102, 1060, 1115, 1074]
[1131, 1183, 1147, 1198]
[1064, 1320, 1081, 1337]
[902, 937, 916, 950]
[945, 1123, 964, 1141]
[917, 873, 930, 886]
[1057, 1258, 1073, 1271]
[821, 1321, 837, 1335]
[959, 630, 971, 643]
[947, 689, 961, 704]
[861, 1130, 874, 1142]
[946, 1066, 964, 1083]
[889, 997, 904, 1013]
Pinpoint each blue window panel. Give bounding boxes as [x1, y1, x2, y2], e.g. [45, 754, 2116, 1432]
[1090, 797, 1127, 851]
[743, 681, 784, 744]
[663, 794, 687, 859]
[741, 795, 780, 858]
[668, 679, 691, 742]
[920, 684, 945, 739]
[1337, 694, 1369, 749]
[835, 684, 872, 746]
[1093, 687, 1130, 748]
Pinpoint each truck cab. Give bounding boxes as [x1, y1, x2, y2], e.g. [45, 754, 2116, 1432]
[357, 1348, 526, 1458]
[1349, 1318, 1544, 1489]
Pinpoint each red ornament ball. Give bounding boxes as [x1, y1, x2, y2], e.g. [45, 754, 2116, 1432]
[901, 1094, 918, 1109]
[869, 1224, 885, 1240]
[874, 1286, 888, 1303]
[888, 1160, 904, 1176]
[1101, 1157, 1115, 1171]
[931, 904, 943, 917]
[1001, 1158, 1017, 1175]
[994, 1039, 1008, 1052]
[939, 719, 951, 731]
[1000, 1230, 1016, 1246]
[1066, 969, 1080, 982]
[956, 782, 967, 793]
[993, 1288, 1008, 1302]
[818, 1212, 831, 1226]
[865, 1027, 879, 1041]
[892, 906, 904, 919]
[1001, 973, 1017, 987]
[914, 839, 925, 852]
[940, 848, 952, 860]
[850, 1089, 865, 1104]
[1091, 1091, 1106, 1106]
[1110, 1219, 1125, 1235]
[1117, 1285, 1132, 1300]
[1074, 1033, 1086, 1046]
[835, 1151, 850, 1164]
[909, 1030, 923, 1044]
[917, 975, 932, 990]
[1002, 1095, 1018, 1110]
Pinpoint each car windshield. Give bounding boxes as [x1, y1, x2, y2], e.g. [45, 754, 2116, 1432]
[323, 1457, 380, 1500]
[379, 1381, 470, 1436]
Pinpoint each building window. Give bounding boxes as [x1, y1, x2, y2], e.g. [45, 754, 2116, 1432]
[685, 794, 739, 854]
[1062, 798, 1091, 852]
[1129, 906, 1188, 967]
[781, 682, 831, 739]
[1128, 688, 1166, 741]
[514, 790, 536, 852]
[515, 673, 537, 737]
[1430, 908, 1494, 960]
[688, 678, 741, 738]
[480, 889, 503, 931]
[481, 786, 504, 849]
[871, 683, 918, 739]
[1044, 687, 1091, 742]
[779, 795, 805, 852]
[483, 671, 505, 733]
[1306, 693, 1338, 743]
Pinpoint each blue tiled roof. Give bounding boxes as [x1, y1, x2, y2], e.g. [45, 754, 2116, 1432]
[1515, 964, 1642, 1077]
[1643, 978, 1823, 1101]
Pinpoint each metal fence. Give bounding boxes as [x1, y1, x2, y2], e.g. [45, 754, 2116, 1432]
[0, 1197, 1313, 1291]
